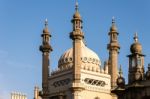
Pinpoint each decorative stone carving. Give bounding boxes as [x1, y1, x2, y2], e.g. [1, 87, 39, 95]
[53, 78, 71, 87]
[84, 78, 107, 87]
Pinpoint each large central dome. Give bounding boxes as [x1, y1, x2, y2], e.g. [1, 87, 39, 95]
[58, 41, 101, 69]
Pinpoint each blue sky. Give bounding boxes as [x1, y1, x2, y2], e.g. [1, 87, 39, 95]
[0, 0, 150, 98]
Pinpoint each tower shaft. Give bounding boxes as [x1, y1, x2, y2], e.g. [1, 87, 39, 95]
[42, 52, 49, 90]
[108, 50, 119, 88]
[73, 39, 82, 83]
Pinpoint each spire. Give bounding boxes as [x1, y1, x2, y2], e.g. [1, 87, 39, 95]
[70, 0, 84, 40]
[134, 32, 138, 42]
[75, 0, 79, 12]
[43, 19, 50, 35]
[110, 16, 117, 32]
[73, 0, 81, 19]
[112, 16, 115, 24]
[119, 65, 123, 77]
[116, 65, 125, 88]
[45, 18, 48, 27]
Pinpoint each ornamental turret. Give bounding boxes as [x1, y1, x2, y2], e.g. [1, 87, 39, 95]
[107, 17, 120, 89]
[39, 19, 52, 99]
[69, 1, 85, 98]
[116, 65, 125, 88]
[70, 2, 84, 40]
[128, 33, 145, 84]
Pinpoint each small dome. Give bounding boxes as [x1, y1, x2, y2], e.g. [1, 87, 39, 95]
[130, 42, 142, 54]
[58, 41, 101, 69]
[43, 28, 49, 33]
[110, 17, 117, 32]
[110, 24, 117, 32]
[73, 11, 81, 19]
[117, 77, 125, 87]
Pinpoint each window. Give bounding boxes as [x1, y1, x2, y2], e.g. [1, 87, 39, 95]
[137, 58, 141, 67]
[132, 58, 135, 67]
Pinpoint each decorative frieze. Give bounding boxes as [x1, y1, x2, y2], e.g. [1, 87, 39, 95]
[84, 78, 107, 87]
[58, 57, 100, 67]
[53, 78, 71, 87]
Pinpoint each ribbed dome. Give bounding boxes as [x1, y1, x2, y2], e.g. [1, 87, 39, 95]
[130, 42, 142, 54]
[130, 33, 142, 54]
[58, 41, 101, 69]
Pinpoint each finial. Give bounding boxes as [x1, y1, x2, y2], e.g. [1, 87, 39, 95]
[112, 16, 115, 24]
[134, 32, 138, 42]
[119, 65, 123, 77]
[45, 18, 48, 27]
[110, 16, 117, 31]
[75, 0, 79, 11]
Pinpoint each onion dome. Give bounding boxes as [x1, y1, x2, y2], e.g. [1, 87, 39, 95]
[130, 33, 142, 54]
[110, 17, 117, 32]
[73, 1, 81, 19]
[117, 65, 125, 88]
[117, 77, 125, 87]
[58, 41, 101, 69]
[43, 19, 50, 34]
[43, 28, 49, 33]
[146, 64, 150, 80]
[73, 11, 81, 19]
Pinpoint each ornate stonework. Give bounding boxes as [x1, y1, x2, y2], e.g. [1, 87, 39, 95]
[35, 1, 150, 99]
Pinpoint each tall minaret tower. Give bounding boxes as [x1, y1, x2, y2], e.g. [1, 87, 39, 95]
[70, 1, 84, 84]
[107, 18, 120, 89]
[70, 1, 84, 98]
[128, 33, 145, 84]
[39, 19, 52, 99]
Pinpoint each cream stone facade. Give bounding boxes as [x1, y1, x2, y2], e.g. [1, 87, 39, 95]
[34, 1, 150, 99]
[35, 2, 115, 99]
[45, 40, 112, 99]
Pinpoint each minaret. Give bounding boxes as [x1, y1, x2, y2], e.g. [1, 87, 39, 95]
[107, 17, 120, 89]
[39, 19, 52, 98]
[70, 1, 84, 99]
[70, 1, 84, 84]
[128, 33, 145, 84]
[34, 86, 39, 99]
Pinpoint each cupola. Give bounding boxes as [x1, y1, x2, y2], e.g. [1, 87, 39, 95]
[130, 33, 142, 54]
